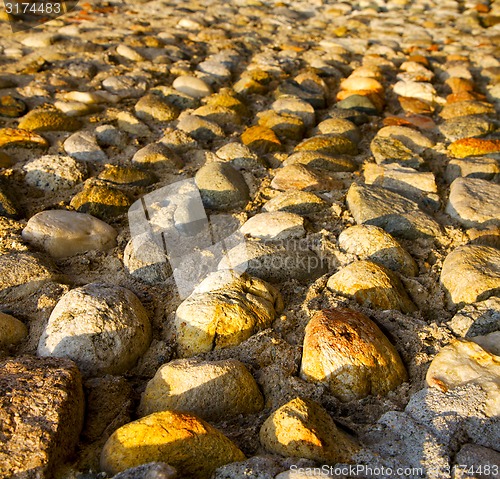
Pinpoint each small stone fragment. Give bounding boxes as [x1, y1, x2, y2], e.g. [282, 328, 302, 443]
[0, 312, 28, 347]
[376, 125, 434, 152]
[257, 110, 305, 140]
[0, 95, 27, 117]
[262, 190, 327, 215]
[439, 116, 495, 141]
[38, 283, 152, 376]
[445, 157, 500, 183]
[100, 410, 245, 477]
[139, 358, 264, 420]
[294, 135, 358, 156]
[215, 142, 265, 169]
[370, 136, 424, 169]
[240, 211, 305, 240]
[117, 112, 151, 137]
[300, 308, 408, 401]
[440, 101, 495, 120]
[112, 463, 178, 479]
[259, 397, 359, 463]
[22, 210, 117, 258]
[98, 165, 157, 187]
[272, 96, 315, 128]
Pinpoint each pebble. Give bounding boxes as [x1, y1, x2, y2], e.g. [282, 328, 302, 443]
[271, 164, 342, 192]
[95, 124, 127, 147]
[219, 240, 327, 283]
[53, 100, 97, 117]
[259, 397, 359, 463]
[440, 245, 500, 306]
[192, 105, 241, 128]
[132, 143, 183, 170]
[112, 463, 178, 479]
[398, 96, 434, 115]
[0, 95, 27, 117]
[17, 109, 81, 132]
[300, 308, 408, 400]
[116, 111, 151, 137]
[240, 212, 305, 240]
[23, 155, 87, 191]
[195, 162, 250, 211]
[0, 312, 28, 347]
[241, 125, 282, 154]
[439, 115, 495, 141]
[38, 283, 151, 376]
[340, 77, 384, 95]
[139, 358, 264, 420]
[177, 114, 224, 142]
[63, 131, 107, 162]
[150, 86, 199, 110]
[175, 271, 283, 357]
[376, 125, 435, 152]
[20, 33, 55, 47]
[98, 165, 157, 187]
[0, 357, 84, 478]
[445, 157, 500, 183]
[116, 44, 145, 62]
[262, 190, 327, 215]
[272, 97, 315, 129]
[338, 224, 418, 276]
[313, 118, 360, 143]
[346, 183, 442, 239]
[100, 410, 245, 478]
[22, 210, 117, 259]
[327, 260, 417, 313]
[446, 177, 500, 228]
[283, 151, 357, 172]
[440, 100, 495, 119]
[70, 184, 132, 221]
[0, 185, 20, 219]
[336, 94, 379, 115]
[134, 94, 179, 122]
[447, 297, 500, 338]
[370, 136, 424, 169]
[0, 128, 48, 149]
[426, 338, 500, 417]
[172, 75, 212, 98]
[294, 135, 358, 156]
[102, 76, 147, 99]
[215, 142, 265, 169]
[393, 80, 438, 103]
[257, 110, 305, 140]
[448, 138, 500, 158]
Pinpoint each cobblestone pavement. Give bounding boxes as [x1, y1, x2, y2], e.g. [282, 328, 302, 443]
[0, 0, 499, 478]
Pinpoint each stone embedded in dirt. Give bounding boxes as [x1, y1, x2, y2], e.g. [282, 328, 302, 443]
[0, 184, 19, 219]
[438, 115, 495, 141]
[177, 114, 225, 142]
[23, 154, 87, 191]
[240, 211, 305, 240]
[213, 456, 289, 479]
[95, 124, 127, 147]
[440, 245, 500, 307]
[446, 177, 500, 228]
[220, 240, 327, 283]
[300, 308, 408, 401]
[139, 358, 264, 420]
[338, 224, 418, 276]
[327, 261, 416, 313]
[0, 311, 28, 347]
[172, 75, 212, 98]
[22, 210, 117, 259]
[38, 283, 152, 376]
[116, 44, 145, 62]
[426, 337, 500, 417]
[241, 125, 282, 154]
[117, 111, 151, 137]
[216, 142, 266, 169]
[393, 80, 437, 103]
[453, 444, 500, 479]
[294, 135, 358, 156]
[283, 150, 357, 172]
[271, 164, 342, 192]
[63, 131, 108, 162]
[98, 165, 158, 187]
[370, 136, 424, 169]
[0, 95, 27, 117]
[0, 356, 84, 479]
[440, 100, 495, 119]
[262, 190, 327, 215]
[259, 397, 360, 463]
[447, 297, 500, 338]
[132, 143, 183, 170]
[102, 75, 147, 99]
[340, 76, 384, 95]
[336, 94, 379, 115]
[135, 93, 180, 122]
[257, 110, 305, 140]
[346, 183, 442, 239]
[195, 162, 250, 211]
[70, 184, 132, 221]
[17, 109, 81, 132]
[112, 462, 178, 479]
[376, 125, 435, 152]
[448, 138, 500, 158]
[174, 271, 283, 357]
[445, 157, 500, 183]
[272, 96, 316, 128]
[192, 104, 242, 127]
[398, 96, 434, 115]
[100, 410, 245, 477]
[313, 118, 361, 143]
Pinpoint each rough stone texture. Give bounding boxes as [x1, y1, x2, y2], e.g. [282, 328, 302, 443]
[139, 358, 264, 420]
[177, 114, 224, 142]
[445, 157, 500, 183]
[338, 225, 418, 276]
[212, 456, 290, 479]
[22, 210, 117, 258]
[132, 143, 183, 170]
[262, 191, 327, 215]
[271, 164, 342, 192]
[327, 261, 417, 313]
[0, 356, 84, 479]
[0, 311, 28, 348]
[294, 135, 358, 156]
[241, 125, 282, 154]
[376, 125, 435, 152]
[272, 97, 315, 129]
[439, 115, 495, 141]
[17, 109, 81, 132]
[112, 462, 178, 479]
[260, 397, 360, 464]
[446, 178, 500, 228]
[448, 138, 500, 158]
[426, 338, 500, 417]
[195, 162, 250, 211]
[100, 410, 245, 477]
[283, 151, 357, 172]
[175, 271, 283, 357]
[346, 183, 442, 239]
[447, 298, 500, 338]
[240, 212, 305, 240]
[63, 131, 107, 162]
[38, 283, 152, 376]
[440, 245, 500, 307]
[453, 444, 500, 479]
[216, 142, 265, 170]
[135, 93, 179, 122]
[70, 184, 132, 221]
[98, 165, 157, 187]
[300, 308, 408, 401]
[370, 136, 425, 169]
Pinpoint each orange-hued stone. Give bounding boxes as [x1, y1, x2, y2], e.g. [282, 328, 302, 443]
[340, 77, 384, 95]
[241, 125, 282, 153]
[445, 77, 475, 93]
[448, 138, 500, 158]
[408, 54, 429, 67]
[446, 91, 486, 104]
[382, 115, 436, 130]
[398, 96, 434, 114]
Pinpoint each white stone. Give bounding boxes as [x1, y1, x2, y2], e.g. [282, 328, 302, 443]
[21, 33, 55, 48]
[116, 44, 145, 62]
[393, 80, 438, 103]
[172, 76, 212, 98]
[116, 111, 151, 137]
[63, 131, 107, 162]
[22, 210, 117, 258]
[240, 212, 305, 240]
[272, 97, 315, 128]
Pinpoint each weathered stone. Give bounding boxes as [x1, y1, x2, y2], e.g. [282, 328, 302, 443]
[271, 164, 342, 192]
[98, 165, 157, 187]
[177, 114, 224, 142]
[139, 358, 264, 420]
[295, 135, 357, 156]
[440, 101, 495, 120]
[63, 131, 108, 162]
[0, 184, 19, 219]
[448, 138, 500, 158]
[216, 142, 265, 169]
[272, 97, 315, 129]
[393, 80, 437, 103]
[135, 94, 179, 122]
[70, 184, 132, 221]
[132, 143, 183, 170]
[346, 183, 442, 239]
[174, 271, 283, 357]
[0, 312, 28, 348]
[38, 283, 152, 376]
[440, 245, 500, 306]
[0, 95, 27, 117]
[17, 109, 81, 132]
[100, 411, 245, 477]
[340, 77, 384, 95]
[283, 151, 357, 172]
[257, 110, 305, 140]
[445, 157, 500, 183]
[336, 94, 378, 115]
[338, 224, 418, 276]
[376, 125, 434, 152]
[453, 444, 500, 479]
[102, 76, 147, 99]
[262, 190, 327, 215]
[301, 308, 408, 401]
[327, 260, 416, 312]
[117, 112, 151, 137]
[240, 211, 305, 240]
[192, 105, 241, 127]
[426, 338, 500, 417]
[0, 127, 49, 149]
[260, 397, 359, 463]
[116, 44, 145, 62]
[439, 116, 495, 141]
[112, 463, 178, 479]
[22, 210, 117, 259]
[447, 297, 500, 338]
[172, 75, 212, 98]
[313, 118, 360, 143]
[370, 136, 424, 169]
[195, 162, 250, 211]
[241, 125, 282, 154]
[0, 356, 84, 479]
[446, 178, 500, 228]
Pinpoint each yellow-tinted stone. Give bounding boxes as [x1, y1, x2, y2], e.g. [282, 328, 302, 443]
[70, 184, 132, 221]
[241, 125, 282, 153]
[448, 138, 500, 158]
[257, 110, 305, 140]
[340, 77, 384, 95]
[17, 109, 81, 132]
[204, 91, 248, 116]
[0, 128, 49, 149]
[0, 312, 28, 347]
[294, 135, 357, 156]
[192, 105, 241, 126]
[0, 151, 13, 168]
[260, 397, 359, 463]
[100, 410, 245, 477]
